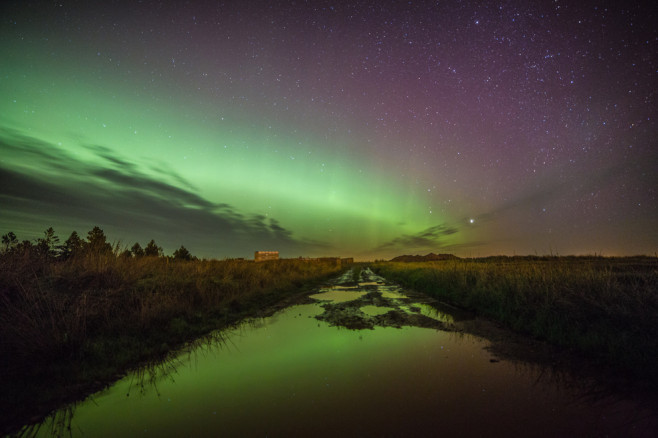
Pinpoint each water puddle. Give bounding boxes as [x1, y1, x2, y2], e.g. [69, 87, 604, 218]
[380, 285, 406, 299]
[308, 290, 366, 302]
[311, 268, 450, 331]
[22, 268, 658, 437]
[359, 305, 395, 316]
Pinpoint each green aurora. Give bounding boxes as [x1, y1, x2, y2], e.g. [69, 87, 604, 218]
[0, 40, 450, 259]
[1, 1, 656, 258]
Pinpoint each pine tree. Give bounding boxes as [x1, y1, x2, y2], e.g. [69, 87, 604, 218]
[61, 231, 85, 259]
[86, 226, 112, 254]
[173, 245, 193, 261]
[131, 242, 145, 257]
[1, 232, 18, 252]
[144, 239, 162, 257]
[36, 227, 60, 258]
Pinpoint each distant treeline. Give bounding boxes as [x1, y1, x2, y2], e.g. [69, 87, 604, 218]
[2, 226, 195, 261]
[389, 253, 459, 262]
[389, 252, 656, 263]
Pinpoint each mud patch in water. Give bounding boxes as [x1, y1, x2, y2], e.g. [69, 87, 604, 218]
[312, 270, 451, 331]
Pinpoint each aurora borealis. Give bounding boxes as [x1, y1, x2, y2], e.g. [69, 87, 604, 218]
[0, 1, 656, 259]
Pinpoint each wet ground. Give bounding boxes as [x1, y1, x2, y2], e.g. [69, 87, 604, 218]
[19, 268, 658, 437]
[311, 268, 457, 330]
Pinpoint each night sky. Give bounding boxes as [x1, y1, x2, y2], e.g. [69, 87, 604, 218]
[1, 1, 656, 259]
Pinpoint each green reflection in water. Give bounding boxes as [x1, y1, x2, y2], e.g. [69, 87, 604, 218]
[32, 298, 657, 437]
[308, 290, 366, 302]
[359, 305, 395, 316]
[379, 285, 406, 299]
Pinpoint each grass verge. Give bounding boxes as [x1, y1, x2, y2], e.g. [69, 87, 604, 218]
[371, 257, 658, 384]
[0, 252, 344, 434]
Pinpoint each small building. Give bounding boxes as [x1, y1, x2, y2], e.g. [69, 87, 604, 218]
[255, 251, 279, 262]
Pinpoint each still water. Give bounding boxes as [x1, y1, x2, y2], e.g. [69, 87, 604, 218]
[29, 269, 656, 437]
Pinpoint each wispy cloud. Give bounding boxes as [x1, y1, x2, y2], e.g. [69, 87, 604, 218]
[374, 224, 459, 252]
[0, 127, 329, 257]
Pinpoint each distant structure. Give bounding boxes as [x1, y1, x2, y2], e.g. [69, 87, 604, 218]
[390, 253, 459, 262]
[255, 251, 279, 262]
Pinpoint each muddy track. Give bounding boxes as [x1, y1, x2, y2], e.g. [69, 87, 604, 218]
[311, 267, 459, 331]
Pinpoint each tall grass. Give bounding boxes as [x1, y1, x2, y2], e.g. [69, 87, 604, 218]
[1, 253, 343, 367]
[372, 257, 658, 382]
[0, 250, 344, 433]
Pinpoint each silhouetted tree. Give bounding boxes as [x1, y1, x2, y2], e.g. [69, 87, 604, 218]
[1, 232, 18, 252]
[131, 242, 145, 258]
[144, 239, 162, 257]
[61, 231, 85, 259]
[36, 227, 60, 258]
[173, 245, 193, 261]
[120, 249, 132, 258]
[15, 240, 34, 255]
[86, 226, 112, 254]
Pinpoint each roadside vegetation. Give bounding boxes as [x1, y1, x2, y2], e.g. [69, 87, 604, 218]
[351, 265, 363, 282]
[372, 257, 658, 383]
[0, 227, 345, 434]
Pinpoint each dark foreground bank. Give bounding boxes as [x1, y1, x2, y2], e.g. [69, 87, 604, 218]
[0, 247, 344, 435]
[371, 257, 658, 385]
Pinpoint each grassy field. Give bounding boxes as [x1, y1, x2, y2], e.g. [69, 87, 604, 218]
[372, 257, 658, 383]
[0, 239, 344, 434]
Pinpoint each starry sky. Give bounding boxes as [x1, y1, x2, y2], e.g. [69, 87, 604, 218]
[0, 1, 656, 260]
